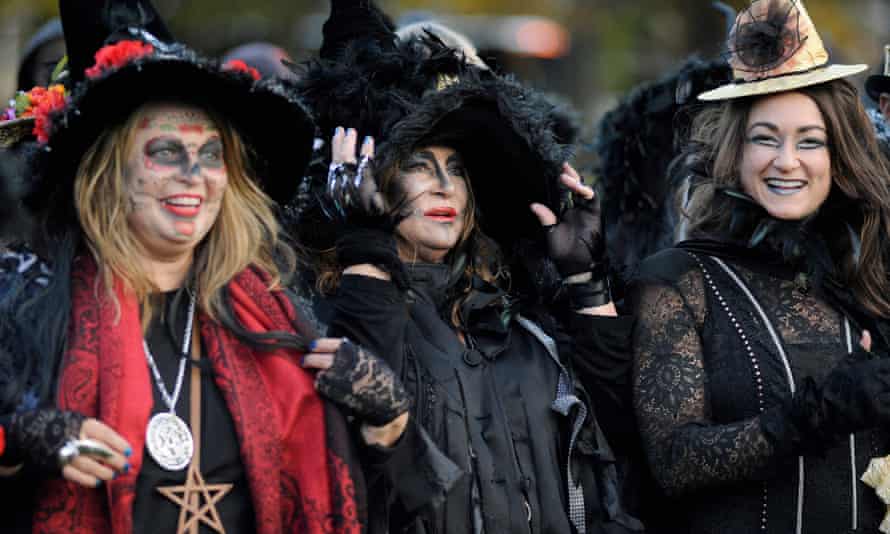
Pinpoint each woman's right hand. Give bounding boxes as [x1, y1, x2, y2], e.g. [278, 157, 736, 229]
[5, 409, 131, 488]
[302, 337, 411, 447]
[766, 330, 890, 452]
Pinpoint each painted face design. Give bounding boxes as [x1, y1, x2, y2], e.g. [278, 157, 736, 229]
[124, 103, 228, 258]
[393, 146, 469, 264]
[739, 91, 832, 221]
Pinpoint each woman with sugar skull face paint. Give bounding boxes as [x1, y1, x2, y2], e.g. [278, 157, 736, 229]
[292, 1, 644, 533]
[630, 1, 890, 532]
[0, 0, 381, 533]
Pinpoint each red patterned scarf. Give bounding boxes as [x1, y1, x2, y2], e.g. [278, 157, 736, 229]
[34, 255, 361, 533]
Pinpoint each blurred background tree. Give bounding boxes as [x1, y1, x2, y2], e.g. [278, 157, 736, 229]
[1, 0, 888, 133]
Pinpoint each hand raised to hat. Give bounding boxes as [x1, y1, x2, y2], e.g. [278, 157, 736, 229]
[3, 410, 131, 488]
[326, 127, 386, 222]
[530, 163, 613, 313]
[303, 337, 411, 448]
[326, 127, 410, 289]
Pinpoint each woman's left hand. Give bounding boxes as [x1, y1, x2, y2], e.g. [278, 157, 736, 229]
[302, 338, 410, 448]
[530, 163, 605, 277]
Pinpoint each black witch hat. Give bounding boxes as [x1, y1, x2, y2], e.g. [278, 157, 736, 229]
[294, 0, 574, 254]
[866, 45, 890, 103]
[28, 0, 315, 230]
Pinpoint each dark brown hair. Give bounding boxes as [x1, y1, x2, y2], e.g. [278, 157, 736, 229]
[684, 78, 890, 317]
[317, 149, 506, 328]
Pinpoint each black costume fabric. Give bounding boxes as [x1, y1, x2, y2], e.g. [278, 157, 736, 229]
[593, 56, 731, 280]
[131, 289, 254, 534]
[328, 265, 643, 534]
[629, 195, 890, 532]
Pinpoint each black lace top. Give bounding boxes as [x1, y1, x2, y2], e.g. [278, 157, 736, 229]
[631, 247, 890, 533]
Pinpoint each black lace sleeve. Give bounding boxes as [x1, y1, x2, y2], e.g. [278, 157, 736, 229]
[0, 249, 54, 415]
[632, 271, 776, 497]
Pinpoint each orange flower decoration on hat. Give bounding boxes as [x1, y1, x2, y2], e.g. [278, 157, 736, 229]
[699, 0, 867, 101]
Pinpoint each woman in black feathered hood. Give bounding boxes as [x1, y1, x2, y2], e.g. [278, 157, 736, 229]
[630, 1, 890, 532]
[291, 1, 644, 533]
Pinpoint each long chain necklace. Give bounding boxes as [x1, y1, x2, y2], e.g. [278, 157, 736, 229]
[144, 291, 197, 471]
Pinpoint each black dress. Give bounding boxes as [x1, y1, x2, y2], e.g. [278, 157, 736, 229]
[631, 246, 890, 533]
[327, 264, 643, 534]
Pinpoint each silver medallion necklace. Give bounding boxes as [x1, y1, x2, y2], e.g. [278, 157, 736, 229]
[144, 291, 197, 471]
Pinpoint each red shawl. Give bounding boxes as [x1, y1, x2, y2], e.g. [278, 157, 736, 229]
[34, 256, 361, 533]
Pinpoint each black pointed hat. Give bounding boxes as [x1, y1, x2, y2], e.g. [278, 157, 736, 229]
[29, 0, 314, 228]
[295, 0, 574, 253]
[60, 0, 172, 85]
[866, 45, 890, 103]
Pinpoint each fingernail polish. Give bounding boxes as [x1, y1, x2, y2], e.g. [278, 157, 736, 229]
[362, 136, 371, 147]
[112, 472, 118, 480]
[123, 463, 130, 474]
[96, 479, 104, 488]
[124, 447, 132, 458]
[308, 339, 317, 351]
[335, 126, 343, 135]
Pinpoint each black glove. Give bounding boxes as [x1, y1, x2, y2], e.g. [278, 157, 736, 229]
[543, 193, 610, 307]
[2, 409, 85, 474]
[324, 136, 411, 289]
[314, 340, 412, 426]
[543, 193, 606, 277]
[761, 348, 890, 455]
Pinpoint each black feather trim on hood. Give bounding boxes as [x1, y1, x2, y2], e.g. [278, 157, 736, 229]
[293, 33, 574, 254]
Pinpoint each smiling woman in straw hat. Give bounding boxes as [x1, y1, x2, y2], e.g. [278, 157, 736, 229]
[630, 0, 890, 533]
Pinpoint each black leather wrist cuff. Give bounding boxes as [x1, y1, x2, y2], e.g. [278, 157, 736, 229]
[567, 277, 612, 308]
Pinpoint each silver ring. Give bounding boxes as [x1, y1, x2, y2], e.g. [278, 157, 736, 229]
[355, 154, 371, 188]
[57, 440, 80, 468]
[57, 438, 114, 468]
[75, 438, 114, 460]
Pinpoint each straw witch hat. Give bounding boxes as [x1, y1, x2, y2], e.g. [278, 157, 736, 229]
[699, 0, 867, 101]
[0, 118, 34, 148]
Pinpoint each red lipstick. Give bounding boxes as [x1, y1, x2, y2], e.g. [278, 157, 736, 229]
[161, 194, 203, 218]
[424, 207, 458, 222]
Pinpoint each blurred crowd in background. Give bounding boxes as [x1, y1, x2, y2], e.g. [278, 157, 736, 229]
[2, 0, 889, 154]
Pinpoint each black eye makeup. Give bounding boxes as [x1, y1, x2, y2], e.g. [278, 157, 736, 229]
[198, 138, 224, 168]
[797, 137, 827, 149]
[144, 137, 188, 166]
[401, 156, 432, 173]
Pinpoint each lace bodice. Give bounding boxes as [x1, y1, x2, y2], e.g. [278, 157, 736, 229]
[633, 252, 849, 495]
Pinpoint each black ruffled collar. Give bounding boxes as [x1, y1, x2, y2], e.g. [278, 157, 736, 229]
[406, 262, 514, 359]
[692, 188, 860, 291]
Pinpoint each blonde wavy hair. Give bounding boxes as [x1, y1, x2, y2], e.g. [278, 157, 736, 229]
[74, 101, 295, 328]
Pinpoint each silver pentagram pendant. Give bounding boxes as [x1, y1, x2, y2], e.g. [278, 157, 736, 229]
[146, 412, 194, 471]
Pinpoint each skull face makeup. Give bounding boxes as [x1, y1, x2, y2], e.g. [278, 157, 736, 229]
[124, 102, 228, 259]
